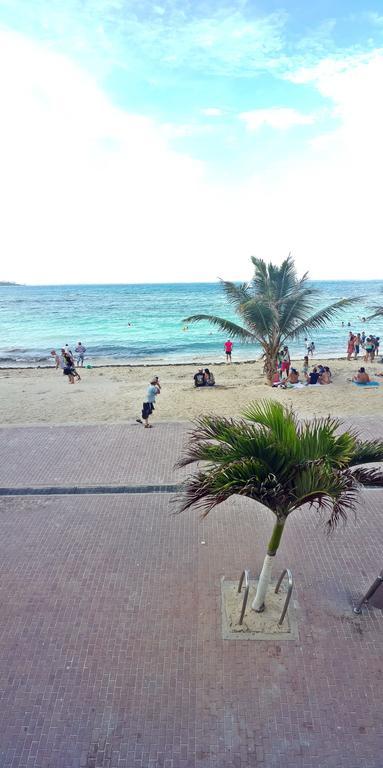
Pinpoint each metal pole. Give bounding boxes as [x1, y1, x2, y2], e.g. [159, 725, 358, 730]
[275, 568, 293, 626]
[238, 569, 250, 625]
[353, 571, 383, 614]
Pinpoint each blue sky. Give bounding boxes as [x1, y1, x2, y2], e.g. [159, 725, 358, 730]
[1, 1, 383, 283]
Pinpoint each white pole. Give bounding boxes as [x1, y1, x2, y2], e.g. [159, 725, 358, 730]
[252, 554, 274, 611]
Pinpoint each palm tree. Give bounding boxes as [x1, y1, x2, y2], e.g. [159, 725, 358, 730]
[184, 256, 359, 382]
[177, 400, 383, 612]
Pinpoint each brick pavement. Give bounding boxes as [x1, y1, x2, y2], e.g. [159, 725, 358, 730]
[0, 419, 382, 767]
[0, 423, 190, 488]
[0, 416, 380, 490]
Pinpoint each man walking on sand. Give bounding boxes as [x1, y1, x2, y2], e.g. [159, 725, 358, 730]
[136, 376, 161, 428]
[224, 339, 233, 363]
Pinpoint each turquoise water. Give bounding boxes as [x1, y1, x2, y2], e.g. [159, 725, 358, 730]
[0, 281, 382, 366]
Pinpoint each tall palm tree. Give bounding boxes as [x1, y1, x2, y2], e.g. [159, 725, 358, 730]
[177, 400, 383, 612]
[184, 256, 359, 382]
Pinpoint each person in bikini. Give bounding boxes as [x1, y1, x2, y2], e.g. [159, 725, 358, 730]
[354, 367, 370, 384]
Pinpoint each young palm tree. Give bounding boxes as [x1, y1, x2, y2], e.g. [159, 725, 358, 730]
[177, 400, 383, 612]
[184, 256, 359, 382]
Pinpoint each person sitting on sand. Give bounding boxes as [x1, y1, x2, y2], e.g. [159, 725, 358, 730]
[287, 368, 299, 384]
[194, 369, 205, 387]
[204, 368, 215, 386]
[272, 370, 282, 386]
[319, 366, 332, 385]
[354, 367, 370, 384]
[307, 367, 320, 385]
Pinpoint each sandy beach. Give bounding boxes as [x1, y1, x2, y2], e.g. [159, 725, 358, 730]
[0, 357, 382, 426]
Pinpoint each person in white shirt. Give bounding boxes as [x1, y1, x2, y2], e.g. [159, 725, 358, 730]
[75, 342, 86, 367]
[136, 377, 161, 428]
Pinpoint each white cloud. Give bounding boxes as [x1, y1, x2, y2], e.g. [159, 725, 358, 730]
[238, 50, 383, 278]
[0, 29, 222, 284]
[239, 107, 315, 131]
[201, 107, 224, 117]
[1, 28, 383, 285]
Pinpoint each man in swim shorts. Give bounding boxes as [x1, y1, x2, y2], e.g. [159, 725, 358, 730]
[224, 339, 233, 363]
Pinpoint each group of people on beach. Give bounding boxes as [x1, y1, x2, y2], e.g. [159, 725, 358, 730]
[346, 332, 380, 362]
[50, 342, 86, 384]
[273, 356, 332, 388]
[193, 368, 215, 387]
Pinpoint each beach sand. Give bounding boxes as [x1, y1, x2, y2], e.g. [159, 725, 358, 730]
[0, 358, 382, 427]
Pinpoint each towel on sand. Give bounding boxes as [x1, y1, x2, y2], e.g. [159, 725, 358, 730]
[353, 380, 380, 387]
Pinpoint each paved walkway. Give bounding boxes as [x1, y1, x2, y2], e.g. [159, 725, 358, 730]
[0, 420, 382, 768]
[0, 423, 189, 488]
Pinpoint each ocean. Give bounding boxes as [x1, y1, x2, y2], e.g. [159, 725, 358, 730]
[0, 281, 382, 367]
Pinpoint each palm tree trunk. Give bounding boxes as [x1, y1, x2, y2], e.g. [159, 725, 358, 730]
[264, 345, 279, 384]
[252, 519, 285, 612]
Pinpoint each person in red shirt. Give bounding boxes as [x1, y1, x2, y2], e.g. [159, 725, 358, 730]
[224, 339, 233, 363]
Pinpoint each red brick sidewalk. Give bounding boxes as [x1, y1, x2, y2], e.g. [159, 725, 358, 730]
[0, 421, 382, 767]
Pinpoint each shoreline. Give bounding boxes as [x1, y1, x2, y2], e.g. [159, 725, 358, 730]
[0, 354, 374, 371]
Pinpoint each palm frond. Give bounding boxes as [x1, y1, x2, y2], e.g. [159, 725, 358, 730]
[276, 289, 321, 338]
[297, 418, 356, 467]
[177, 413, 298, 480]
[290, 466, 358, 530]
[182, 314, 255, 341]
[350, 467, 383, 486]
[175, 461, 281, 517]
[274, 256, 300, 301]
[289, 296, 361, 339]
[176, 401, 383, 537]
[349, 439, 383, 466]
[238, 299, 277, 340]
[242, 400, 298, 443]
[220, 280, 252, 307]
[250, 257, 270, 296]
[366, 306, 383, 321]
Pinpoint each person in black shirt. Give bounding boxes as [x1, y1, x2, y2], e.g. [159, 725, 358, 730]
[194, 369, 205, 387]
[307, 367, 319, 385]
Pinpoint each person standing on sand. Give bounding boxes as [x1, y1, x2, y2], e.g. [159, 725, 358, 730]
[61, 348, 81, 383]
[281, 346, 291, 378]
[137, 377, 161, 428]
[347, 332, 355, 361]
[50, 350, 61, 369]
[354, 333, 361, 359]
[75, 342, 86, 367]
[224, 339, 233, 363]
[61, 349, 76, 384]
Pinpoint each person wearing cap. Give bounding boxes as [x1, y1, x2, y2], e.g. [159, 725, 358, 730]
[136, 377, 161, 428]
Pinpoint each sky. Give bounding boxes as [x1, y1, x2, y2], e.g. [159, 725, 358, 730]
[0, 0, 383, 284]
